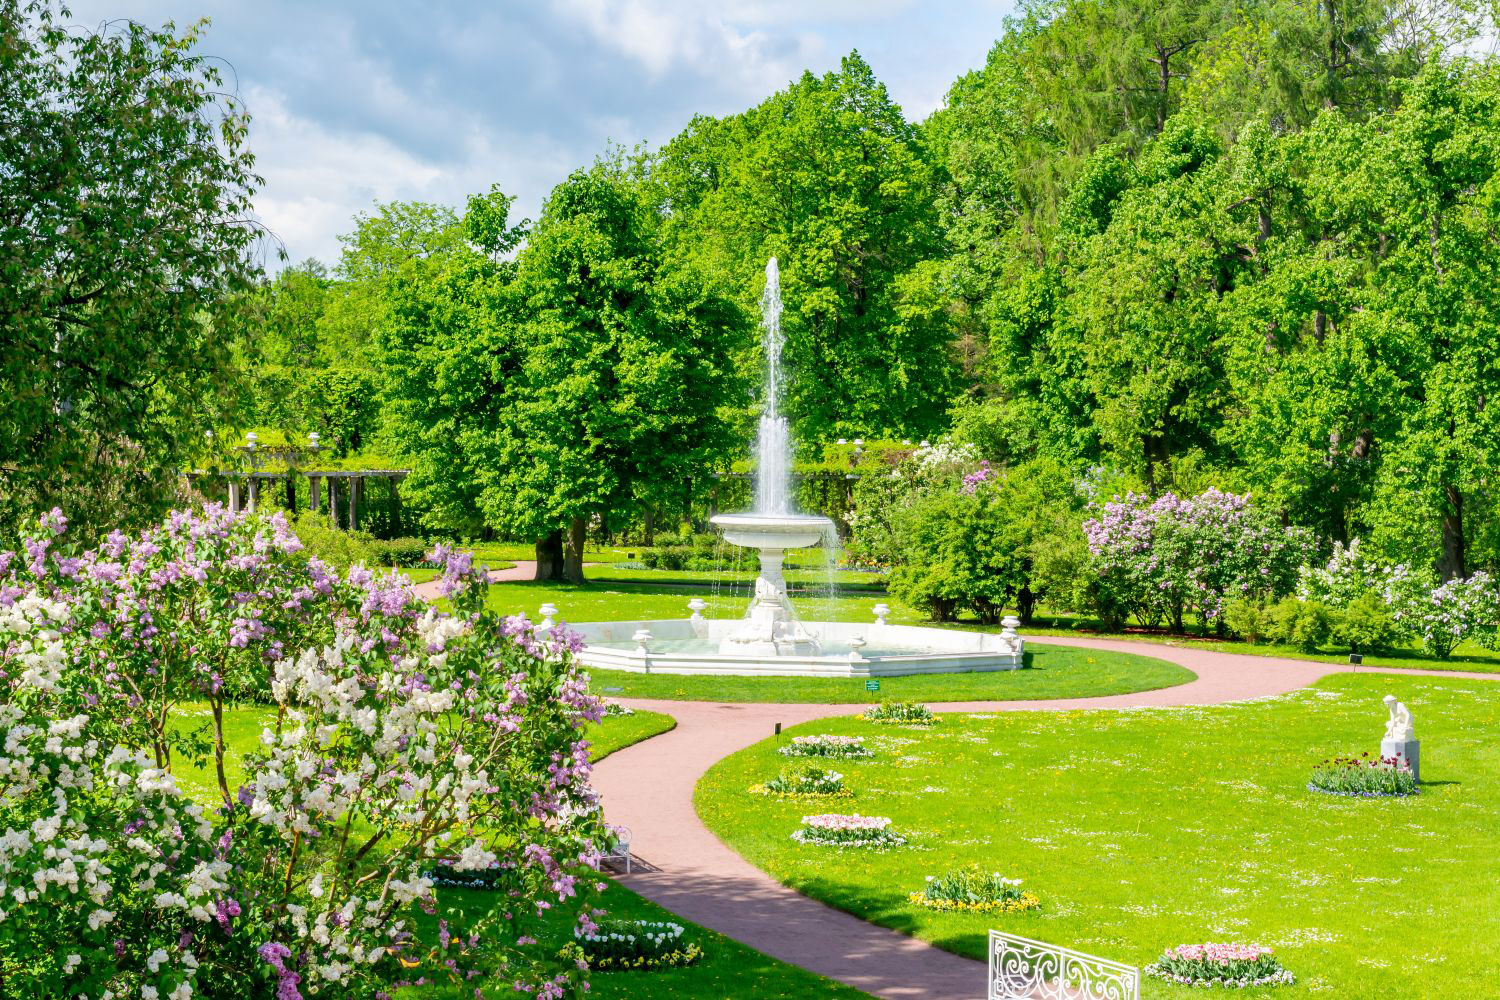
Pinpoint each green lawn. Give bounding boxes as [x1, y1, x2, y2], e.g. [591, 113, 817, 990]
[483, 578, 879, 625]
[695, 672, 1500, 998]
[587, 566, 887, 588]
[588, 645, 1193, 703]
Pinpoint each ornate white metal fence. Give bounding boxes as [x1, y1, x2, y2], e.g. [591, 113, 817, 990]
[988, 931, 1140, 1000]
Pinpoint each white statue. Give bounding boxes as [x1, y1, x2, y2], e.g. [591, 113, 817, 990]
[1383, 695, 1415, 742]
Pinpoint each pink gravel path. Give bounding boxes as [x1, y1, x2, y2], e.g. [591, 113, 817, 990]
[590, 635, 1498, 999]
[409, 560, 539, 601]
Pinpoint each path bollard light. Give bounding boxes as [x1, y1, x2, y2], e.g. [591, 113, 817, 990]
[688, 598, 707, 621]
[872, 603, 890, 627]
[539, 603, 558, 629]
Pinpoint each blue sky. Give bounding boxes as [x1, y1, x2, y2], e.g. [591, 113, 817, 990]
[67, 1, 1018, 268]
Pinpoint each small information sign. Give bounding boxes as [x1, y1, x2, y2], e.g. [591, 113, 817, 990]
[865, 679, 880, 692]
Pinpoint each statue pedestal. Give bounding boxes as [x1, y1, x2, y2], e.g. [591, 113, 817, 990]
[1381, 738, 1420, 783]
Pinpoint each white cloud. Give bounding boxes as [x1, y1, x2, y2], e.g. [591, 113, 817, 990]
[244, 85, 575, 268]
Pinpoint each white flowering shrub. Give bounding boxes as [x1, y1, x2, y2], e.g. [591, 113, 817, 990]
[0, 507, 606, 999]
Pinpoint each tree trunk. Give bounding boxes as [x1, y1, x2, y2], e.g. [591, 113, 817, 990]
[1017, 585, 1036, 626]
[534, 530, 564, 582]
[1438, 483, 1466, 581]
[642, 507, 655, 547]
[563, 517, 587, 584]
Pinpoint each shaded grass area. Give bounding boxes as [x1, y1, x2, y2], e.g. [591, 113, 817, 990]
[696, 672, 1500, 999]
[166, 703, 862, 998]
[403, 879, 871, 1000]
[588, 645, 1193, 704]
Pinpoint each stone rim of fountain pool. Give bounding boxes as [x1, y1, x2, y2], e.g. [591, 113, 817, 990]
[554, 257, 1025, 678]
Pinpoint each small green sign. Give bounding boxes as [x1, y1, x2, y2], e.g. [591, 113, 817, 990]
[865, 679, 880, 692]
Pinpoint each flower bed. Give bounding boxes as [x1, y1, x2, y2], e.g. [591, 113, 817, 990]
[575, 918, 703, 970]
[1145, 943, 1295, 988]
[602, 701, 635, 717]
[750, 764, 852, 799]
[778, 733, 872, 758]
[907, 865, 1039, 914]
[863, 700, 937, 725]
[1309, 753, 1418, 798]
[792, 813, 906, 848]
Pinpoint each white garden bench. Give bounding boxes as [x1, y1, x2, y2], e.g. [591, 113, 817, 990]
[598, 825, 633, 873]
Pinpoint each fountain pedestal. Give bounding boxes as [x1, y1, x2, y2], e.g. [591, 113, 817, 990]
[710, 512, 834, 656]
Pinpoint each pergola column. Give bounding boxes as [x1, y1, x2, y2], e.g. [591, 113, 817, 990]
[347, 475, 358, 531]
[309, 475, 322, 513]
[389, 475, 404, 535]
[247, 478, 260, 511]
[228, 480, 243, 513]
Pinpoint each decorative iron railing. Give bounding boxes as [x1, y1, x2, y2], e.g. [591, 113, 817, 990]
[988, 931, 1140, 1000]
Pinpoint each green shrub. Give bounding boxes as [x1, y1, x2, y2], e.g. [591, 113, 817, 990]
[1223, 598, 1273, 644]
[291, 510, 380, 570]
[367, 536, 431, 568]
[1268, 597, 1332, 651]
[642, 545, 690, 570]
[1331, 592, 1399, 654]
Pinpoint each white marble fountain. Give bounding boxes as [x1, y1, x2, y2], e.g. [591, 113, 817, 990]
[557, 259, 1024, 678]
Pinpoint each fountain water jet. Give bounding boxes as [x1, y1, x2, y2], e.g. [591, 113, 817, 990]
[555, 258, 1025, 678]
[709, 258, 836, 656]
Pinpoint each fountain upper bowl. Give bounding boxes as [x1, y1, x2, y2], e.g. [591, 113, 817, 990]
[710, 512, 835, 551]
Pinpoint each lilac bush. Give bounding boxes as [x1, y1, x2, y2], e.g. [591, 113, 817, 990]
[1397, 571, 1499, 658]
[1083, 490, 1311, 633]
[0, 506, 606, 998]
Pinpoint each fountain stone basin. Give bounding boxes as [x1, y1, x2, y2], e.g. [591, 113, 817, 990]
[709, 512, 835, 656]
[709, 512, 834, 551]
[564, 618, 1024, 677]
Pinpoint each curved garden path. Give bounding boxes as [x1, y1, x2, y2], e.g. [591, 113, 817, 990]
[408, 560, 539, 601]
[590, 636, 1499, 999]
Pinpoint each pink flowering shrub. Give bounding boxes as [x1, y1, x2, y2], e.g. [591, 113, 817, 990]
[0, 506, 606, 999]
[1083, 490, 1311, 633]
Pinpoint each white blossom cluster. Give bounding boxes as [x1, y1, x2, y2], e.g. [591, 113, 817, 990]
[242, 613, 522, 987]
[0, 589, 214, 999]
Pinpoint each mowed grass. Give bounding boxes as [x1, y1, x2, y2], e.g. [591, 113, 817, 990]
[587, 645, 1193, 703]
[482, 578, 894, 625]
[695, 672, 1500, 999]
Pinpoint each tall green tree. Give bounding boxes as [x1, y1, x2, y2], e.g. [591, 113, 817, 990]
[378, 188, 528, 539]
[0, 2, 260, 536]
[490, 164, 746, 581]
[656, 52, 955, 443]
